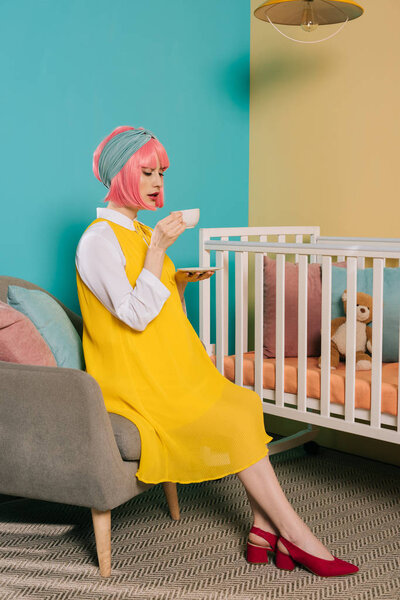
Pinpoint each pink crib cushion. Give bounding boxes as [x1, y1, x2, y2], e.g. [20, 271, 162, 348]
[0, 301, 57, 366]
[263, 257, 322, 358]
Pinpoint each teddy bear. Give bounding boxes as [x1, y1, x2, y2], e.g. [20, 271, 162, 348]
[318, 291, 373, 370]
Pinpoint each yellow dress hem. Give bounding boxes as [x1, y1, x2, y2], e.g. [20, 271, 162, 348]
[135, 435, 273, 485]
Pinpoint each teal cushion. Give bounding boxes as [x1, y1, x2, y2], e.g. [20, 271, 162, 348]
[7, 286, 84, 369]
[332, 266, 400, 362]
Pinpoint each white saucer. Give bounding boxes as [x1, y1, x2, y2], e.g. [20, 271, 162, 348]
[177, 267, 221, 273]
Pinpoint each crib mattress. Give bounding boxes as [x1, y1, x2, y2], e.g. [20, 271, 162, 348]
[213, 353, 398, 416]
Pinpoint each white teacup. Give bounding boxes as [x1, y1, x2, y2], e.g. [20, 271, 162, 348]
[172, 208, 200, 229]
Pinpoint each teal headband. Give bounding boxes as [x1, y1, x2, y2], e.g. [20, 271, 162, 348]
[98, 127, 157, 188]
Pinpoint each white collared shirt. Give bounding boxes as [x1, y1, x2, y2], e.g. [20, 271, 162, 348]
[75, 207, 171, 331]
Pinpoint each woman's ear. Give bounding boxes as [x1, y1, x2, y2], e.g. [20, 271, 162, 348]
[342, 290, 347, 302]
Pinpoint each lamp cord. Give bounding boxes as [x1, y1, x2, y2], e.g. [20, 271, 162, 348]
[266, 15, 349, 44]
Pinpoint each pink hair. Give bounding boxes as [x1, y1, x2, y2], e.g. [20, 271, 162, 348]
[93, 125, 169, 210]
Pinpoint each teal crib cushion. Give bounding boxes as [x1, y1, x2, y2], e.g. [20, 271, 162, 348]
[7, 285, 84, 369]
[331, 266, 400, 362]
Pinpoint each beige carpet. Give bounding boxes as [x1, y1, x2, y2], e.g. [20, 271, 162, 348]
[0, 447, 399, 600]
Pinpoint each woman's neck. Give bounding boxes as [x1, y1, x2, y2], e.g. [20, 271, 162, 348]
[106, 201, 139, 221]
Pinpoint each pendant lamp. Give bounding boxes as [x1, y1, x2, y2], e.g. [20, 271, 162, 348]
[254, 0, 364, 44]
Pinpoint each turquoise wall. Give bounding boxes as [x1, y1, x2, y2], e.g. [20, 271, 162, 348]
[0, 0, 250, 331]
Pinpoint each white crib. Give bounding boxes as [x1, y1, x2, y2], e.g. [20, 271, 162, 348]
[199, 226, 400, 455]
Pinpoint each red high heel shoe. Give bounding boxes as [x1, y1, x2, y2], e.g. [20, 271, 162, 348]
[275, 537, 359, 577]
[246, 527, 278, 564]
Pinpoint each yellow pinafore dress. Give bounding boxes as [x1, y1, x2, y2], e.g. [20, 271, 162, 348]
[76, 218, 272, 484]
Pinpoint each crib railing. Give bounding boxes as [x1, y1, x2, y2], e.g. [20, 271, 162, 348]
[199, 226, 320, 357]
[199, 227, 400, 445]
[317, 236, 400, 266]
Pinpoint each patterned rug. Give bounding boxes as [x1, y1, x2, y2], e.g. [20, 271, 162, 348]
[0, 447, 399, 600]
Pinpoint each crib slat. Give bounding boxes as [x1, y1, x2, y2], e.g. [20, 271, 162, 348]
[320, 256, 332, 417]
[371, 259, 384, 429]
[297, 255, 308, 411]
[294, 234, 303, 263]
[257, 235, 268, 364]
[241, 235, 249, 353]
[276, 254, 285, 406]
[310, 233, 317, 263]
[235, 252, 244, 386]
[338, 255, 345, 263]
[357, 256, 365, 270]
[221, 237, 229, 357]
[254, 253, 264, 398]
[199, 229, 211, 353]
[216, 250, 225, 375]
[254, 236, 267, 399]
[345, 258, 357, 423]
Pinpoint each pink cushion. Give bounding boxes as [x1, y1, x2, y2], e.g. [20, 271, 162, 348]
[0, 301, 57, 366]
[263, 257, 322, 358]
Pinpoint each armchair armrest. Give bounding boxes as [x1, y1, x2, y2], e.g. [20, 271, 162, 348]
[0, 361, 149, 510]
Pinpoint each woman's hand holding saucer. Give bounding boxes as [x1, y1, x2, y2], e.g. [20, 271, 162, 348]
[175, 270, 215, 302]
[175, 270, 215, 283]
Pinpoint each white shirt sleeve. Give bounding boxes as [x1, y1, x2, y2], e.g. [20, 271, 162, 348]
[75, 223, 170, 331]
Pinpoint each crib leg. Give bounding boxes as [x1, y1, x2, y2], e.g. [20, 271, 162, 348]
[268, 424, 319, 456]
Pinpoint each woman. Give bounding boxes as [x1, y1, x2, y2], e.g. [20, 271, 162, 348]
[75, 125, 358, 577]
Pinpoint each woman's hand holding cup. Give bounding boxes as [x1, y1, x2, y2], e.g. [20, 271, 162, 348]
[150, 212, 186, 251]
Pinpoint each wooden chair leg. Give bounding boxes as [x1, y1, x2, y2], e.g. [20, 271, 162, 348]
[162, 482, 180, 520]
[91, 508, 111, 577]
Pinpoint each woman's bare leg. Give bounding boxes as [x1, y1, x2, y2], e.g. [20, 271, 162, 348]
[238, 455, 334, 559]
[245, 489, 279, 548]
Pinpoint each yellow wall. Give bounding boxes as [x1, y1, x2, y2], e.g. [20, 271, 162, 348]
[250, 0, 400, 465]
[250, 0, 400, 237]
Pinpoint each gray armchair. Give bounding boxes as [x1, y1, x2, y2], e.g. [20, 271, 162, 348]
[0, 276, 180, 577]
